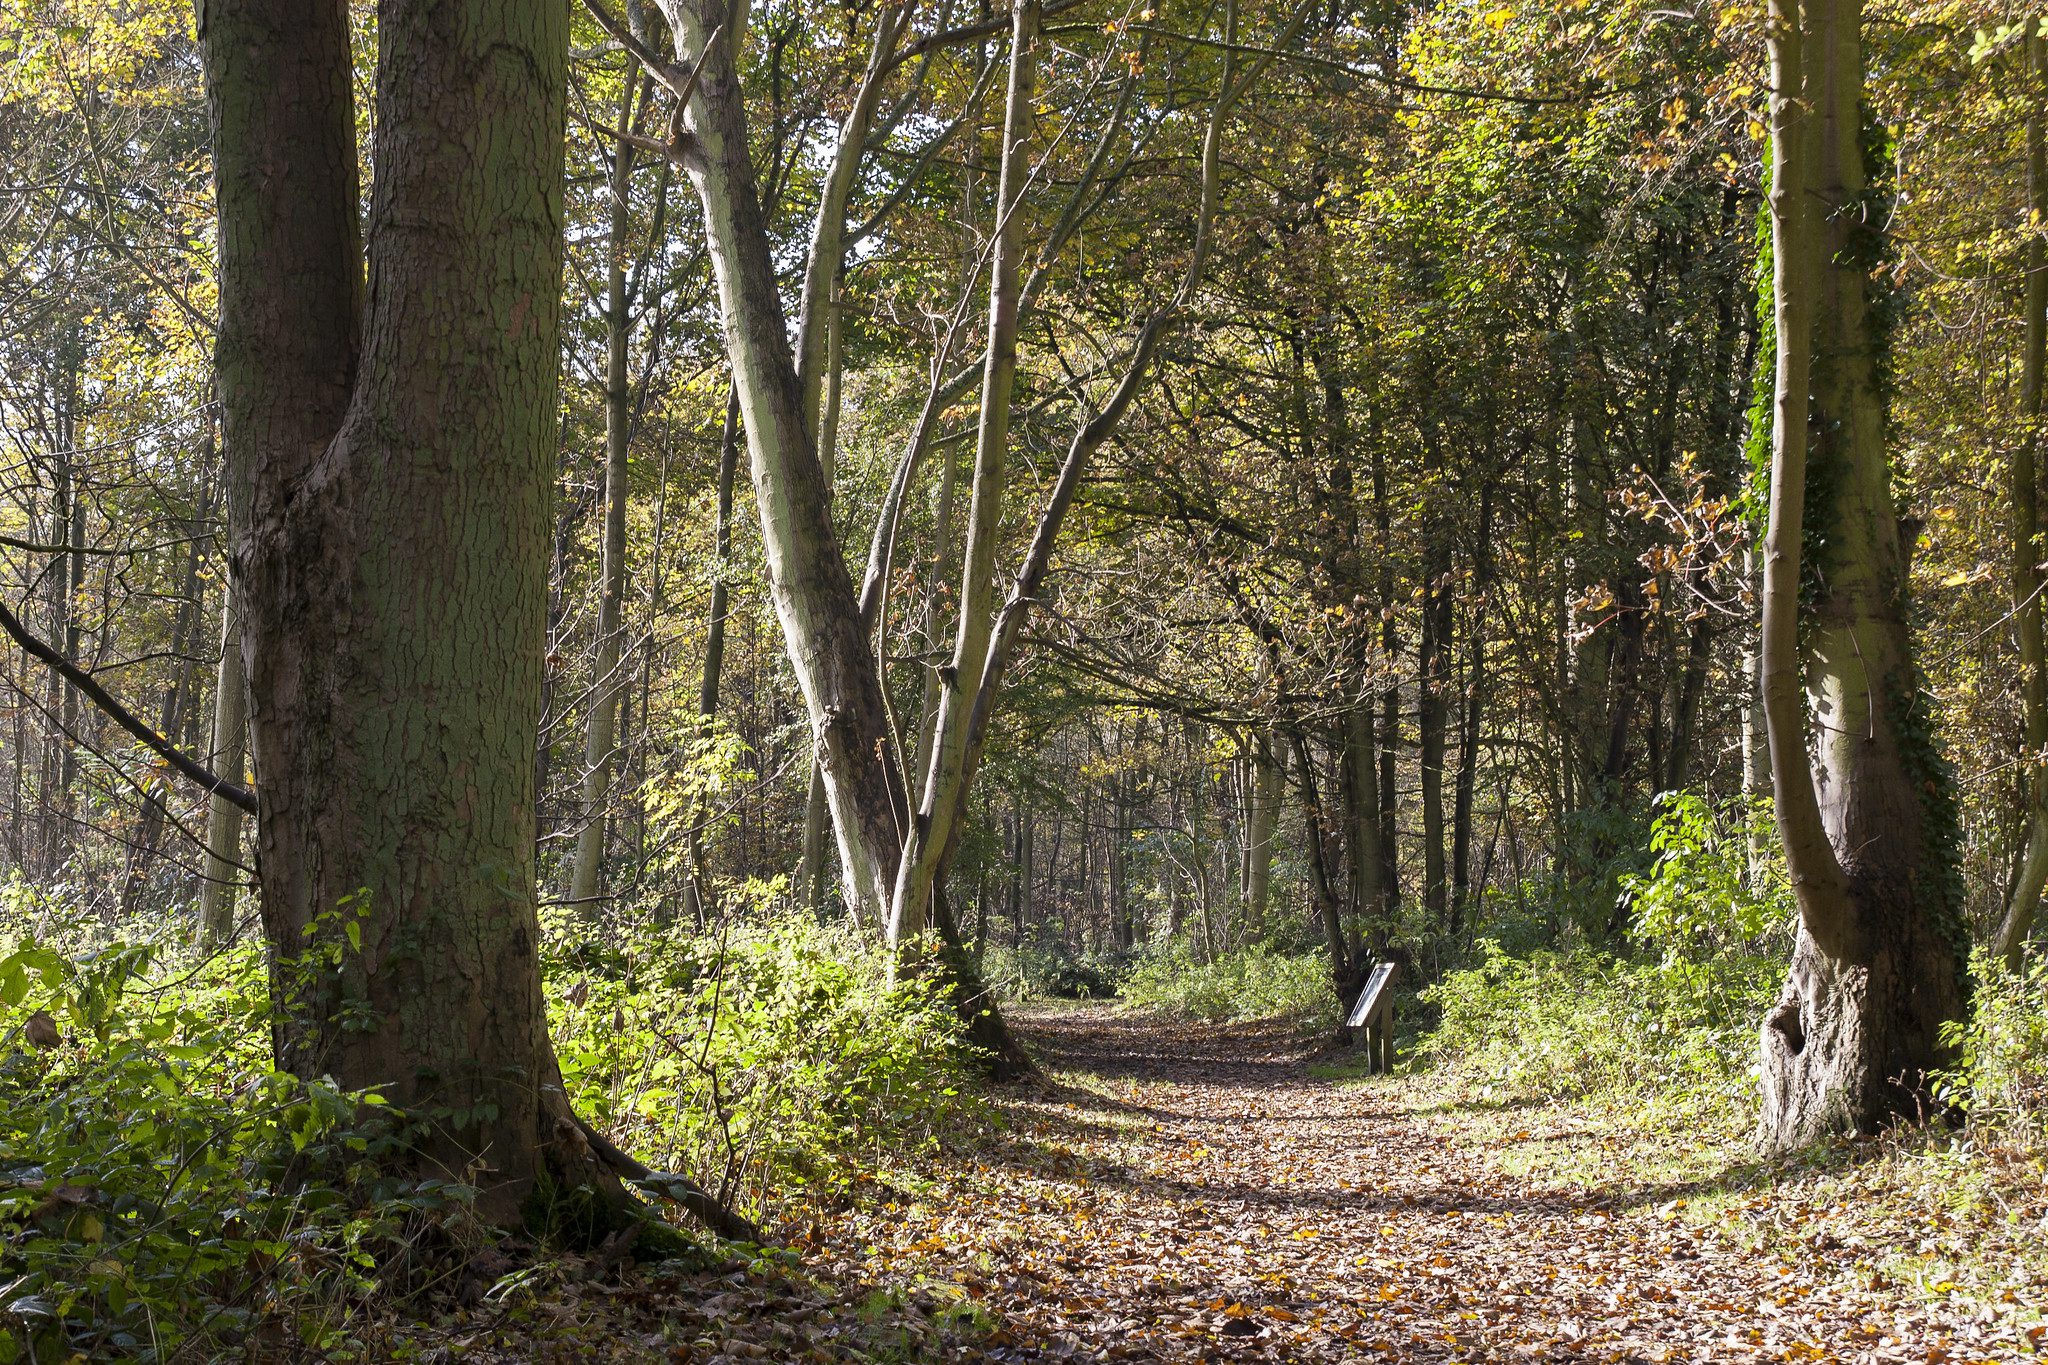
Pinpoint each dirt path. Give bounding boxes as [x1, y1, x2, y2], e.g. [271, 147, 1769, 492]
[813, 1007, 2018, 1363]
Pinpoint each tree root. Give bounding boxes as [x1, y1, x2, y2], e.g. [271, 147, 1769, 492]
[567, 1114, 764, 1244]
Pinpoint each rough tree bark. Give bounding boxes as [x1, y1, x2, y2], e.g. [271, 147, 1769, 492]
[203, 0, 640, 1222]
[1755, 0, 1964, 1150]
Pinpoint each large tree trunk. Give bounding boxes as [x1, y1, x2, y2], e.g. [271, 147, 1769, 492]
[205, 0, 608, 1220]
[1755, 0, 1963, 1151]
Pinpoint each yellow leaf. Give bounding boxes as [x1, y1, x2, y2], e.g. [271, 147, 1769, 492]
[1482, 5, 1514, 27]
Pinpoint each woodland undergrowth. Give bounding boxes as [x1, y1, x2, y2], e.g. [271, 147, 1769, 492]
[1407, 794, 2048, 1324]
[0, 887, 989, 1362]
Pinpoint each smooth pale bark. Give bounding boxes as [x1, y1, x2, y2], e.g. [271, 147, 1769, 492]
[790, 2, 901, 922]
[1998, 26, 2048, 967]
[569, 71, 651, 912]
[198, 581, 246, 948]
[653, 0, 910, 925]
[1756, 0, 1963, 1150]
[204, 0, 617, 1219]
[888, 0, 1041, 949]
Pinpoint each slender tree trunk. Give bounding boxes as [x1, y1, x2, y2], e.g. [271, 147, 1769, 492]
[889, 0, 1040, 946]
[198, 580, 247, 947]
[1292, 732, 1351, 990]
[1999, 28, 2048, 967]
[568, 71, 650, 913]
[799, 288, 845, 920]
[1418, 529, 1451, 929]
[658, 0, 909, 925]
[123, 484, 209, 917]
[1372, 444, 1402, 920]
[1245, 732, 1279, 924]
[1755, 0, 1964, 1150]
[685, 391, 741, 924]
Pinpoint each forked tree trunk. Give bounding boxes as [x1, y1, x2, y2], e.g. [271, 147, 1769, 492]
[1755, 0, 1963, 1151]
[204, 0, 613, 1220]
[889, 0, 1040, 946]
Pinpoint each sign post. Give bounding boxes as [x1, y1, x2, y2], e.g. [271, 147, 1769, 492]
[1346, 961, 1397, 1075]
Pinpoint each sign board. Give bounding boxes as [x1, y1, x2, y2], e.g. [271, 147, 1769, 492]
[1346, 961, 1396, 1029]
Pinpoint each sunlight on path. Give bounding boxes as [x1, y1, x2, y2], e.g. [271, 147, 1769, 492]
[820, 1007, 2007, 1363]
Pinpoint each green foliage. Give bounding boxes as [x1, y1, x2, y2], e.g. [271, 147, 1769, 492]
[0, 930, 465, 1364]
[981, 934, 1129, 1002]
[1423, 795, 1785, 1127]
[1118, 943, 1338, 1028]
[547, 912, 981, 1220]
[1936, 951, 2048, 1144]
[1420, 942, 1780, 1130]
[1619, 792, 1794, 954]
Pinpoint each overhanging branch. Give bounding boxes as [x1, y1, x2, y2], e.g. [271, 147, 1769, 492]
[0, 596, 256, 815]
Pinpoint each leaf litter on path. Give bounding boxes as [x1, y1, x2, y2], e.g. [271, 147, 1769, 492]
[404, 1007, 2039, 1360]
[803, 1006, 2037, 1363]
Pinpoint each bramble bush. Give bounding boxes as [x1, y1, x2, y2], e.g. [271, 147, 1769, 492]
[0, 884, 987, 1361]
[1938, 951, 2048, 1146]
[0, 915, 467, 1364]
[980, 933, 1128, 1002]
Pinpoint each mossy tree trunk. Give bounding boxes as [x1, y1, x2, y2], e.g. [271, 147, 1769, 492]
[1755, 0, 1964, 1151]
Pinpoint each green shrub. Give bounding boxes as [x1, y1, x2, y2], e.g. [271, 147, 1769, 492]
[1119, 942, 1338, 1027]
[1619, 792, 1794, 955]
[981, 935, 1128, 1002]
[547, 913, 982, 1219]
[0, 934, 459, 1364]
[1938, 950, 2048, 1144]
[1420, 942, 1779, 1128]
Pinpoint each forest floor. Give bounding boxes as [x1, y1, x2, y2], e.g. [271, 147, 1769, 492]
[427, 1006, 2045, 1362]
